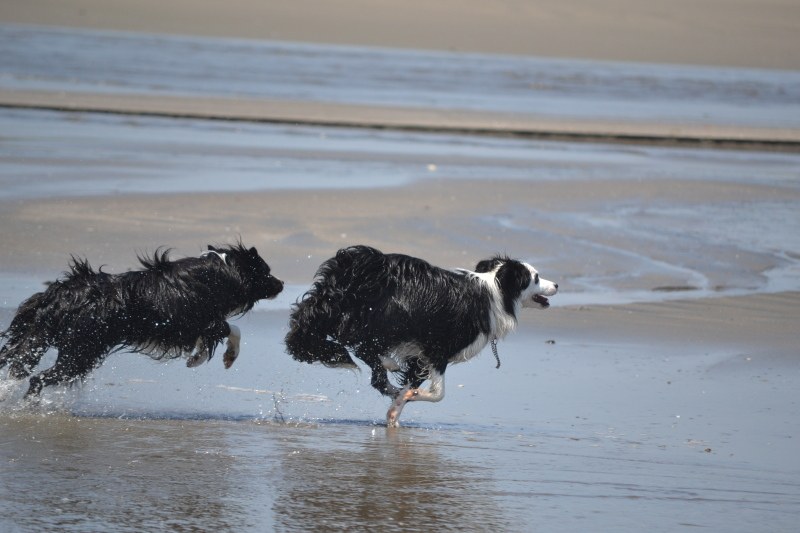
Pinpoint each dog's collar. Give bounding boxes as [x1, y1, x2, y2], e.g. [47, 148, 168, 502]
[201, 250, 228, 264]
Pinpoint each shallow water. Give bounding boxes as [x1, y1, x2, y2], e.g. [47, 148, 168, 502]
[2, 413, 796, 533]
[3, 24, 800, 129]
[2, 108, 798, 201]
[2, 311, 798, 532]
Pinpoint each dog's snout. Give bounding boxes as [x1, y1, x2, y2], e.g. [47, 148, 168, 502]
[554, 283, 559, 290]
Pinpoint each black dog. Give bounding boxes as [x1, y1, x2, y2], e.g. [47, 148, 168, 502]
[285, 245, 558, 426]
[0, 243, 283, 397]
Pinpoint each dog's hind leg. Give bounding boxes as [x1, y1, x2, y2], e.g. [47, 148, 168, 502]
[1, 336, 49, 379]
[24, 348, 104, 398]
[370, 366, 400, 398]
[24, 319, 110, 397]
[355, 342, 400, 397]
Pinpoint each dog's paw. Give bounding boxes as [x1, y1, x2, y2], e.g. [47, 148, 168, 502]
[223, 325, 241, 369]
[186, 353, 207, 368]
[223, 347, 238, 369]
[386, 408, 400, 428]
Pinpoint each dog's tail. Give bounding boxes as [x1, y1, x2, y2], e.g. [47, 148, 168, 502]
[285, 246, 389, 369]
[284, 314, 356, 369]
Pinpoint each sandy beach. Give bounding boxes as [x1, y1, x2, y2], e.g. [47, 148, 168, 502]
[2, 0, 799, 70]
[1, 2, 799, 531]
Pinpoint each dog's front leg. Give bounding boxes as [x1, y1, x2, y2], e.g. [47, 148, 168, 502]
[222, 324, 240, 369]
[186, 338, 209, 368]
[408, 370, 446, 403]
[386, 370, 445, 427]
[386, 386, 411, 428]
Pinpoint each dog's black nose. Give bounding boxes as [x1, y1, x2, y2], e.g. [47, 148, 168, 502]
[555, 283, 559, 289]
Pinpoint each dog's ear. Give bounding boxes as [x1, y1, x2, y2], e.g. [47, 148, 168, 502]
[497, 261, 532, 295]
[475, 259, 492, 273]
[496, 261, 532, 317]
[208, 245, 218, 252]
[475, 257, 503, 273]
[249, 247, 258, 256]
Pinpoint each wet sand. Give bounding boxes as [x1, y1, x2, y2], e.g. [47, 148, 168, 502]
[2, 172, 798, 353]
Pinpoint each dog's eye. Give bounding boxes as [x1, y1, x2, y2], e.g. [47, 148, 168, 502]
[534, 273, 540, 284]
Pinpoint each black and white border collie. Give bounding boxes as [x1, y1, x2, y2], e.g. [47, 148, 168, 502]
[0, 243, 283, 398]
[285, 245, 558, 426]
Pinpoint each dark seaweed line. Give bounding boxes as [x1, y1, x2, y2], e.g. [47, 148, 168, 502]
[2, 100, 799, 153]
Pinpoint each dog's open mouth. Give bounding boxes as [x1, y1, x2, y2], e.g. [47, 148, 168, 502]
[533, 295, 550, 308]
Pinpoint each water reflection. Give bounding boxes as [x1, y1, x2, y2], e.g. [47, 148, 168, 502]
[0, 412, 513, 531]
[0, 414, 253, 532]
[272, 424, 510, 531]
